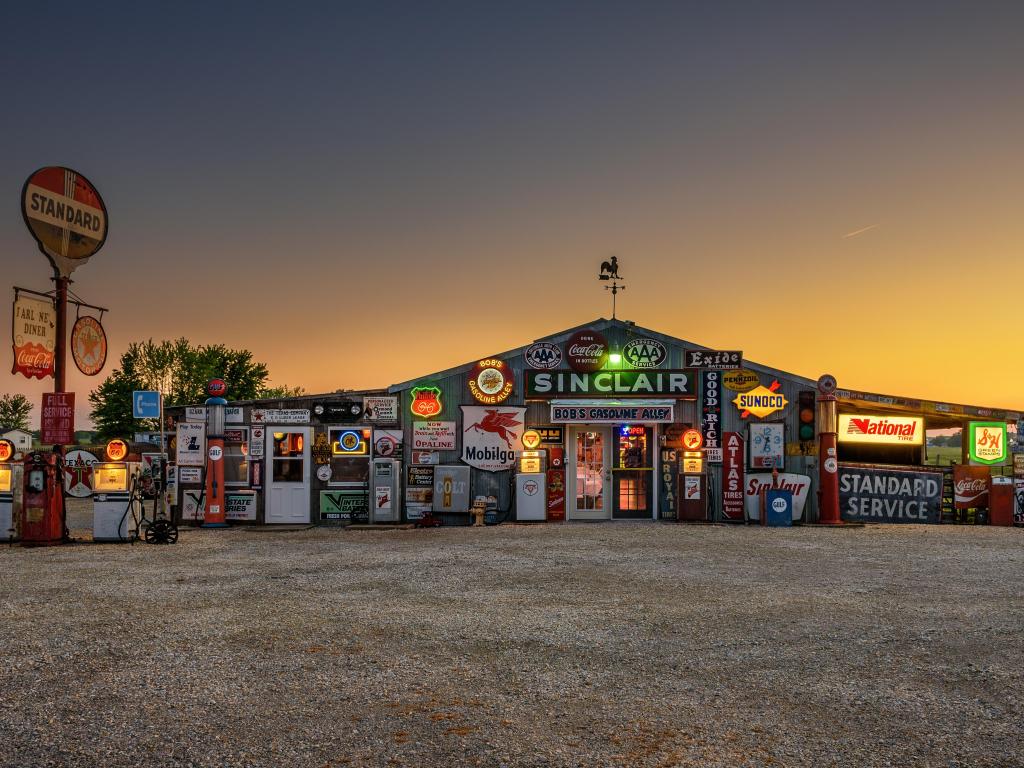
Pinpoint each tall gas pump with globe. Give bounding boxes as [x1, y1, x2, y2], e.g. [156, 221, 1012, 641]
[203, 378, 228, 527]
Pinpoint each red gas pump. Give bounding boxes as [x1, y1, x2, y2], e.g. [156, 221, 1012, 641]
[21, 452, 65, 546]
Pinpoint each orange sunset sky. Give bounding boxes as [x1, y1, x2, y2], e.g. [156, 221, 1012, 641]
[2, 3, 1022, 426]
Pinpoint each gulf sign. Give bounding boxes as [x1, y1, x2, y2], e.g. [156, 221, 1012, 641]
[22, 167, 107, 263]
[838, 414, 923, 446]
[732, 385, 788, 419]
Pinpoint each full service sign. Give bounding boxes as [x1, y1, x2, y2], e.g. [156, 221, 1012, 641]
[551, 404, 674, 423]
[525, 370, 695, 398]
[838, 414, 923, 446]
[839, 466, 942, 524]
[41, 392, 74, 444]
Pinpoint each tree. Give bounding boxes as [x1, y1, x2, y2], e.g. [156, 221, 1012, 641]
[0, 393, 33, 430]
[259, 384, 306, 399]
[88, 338, 300, 440]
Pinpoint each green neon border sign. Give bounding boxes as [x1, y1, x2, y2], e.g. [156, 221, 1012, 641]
[968, 421, 1007, 465]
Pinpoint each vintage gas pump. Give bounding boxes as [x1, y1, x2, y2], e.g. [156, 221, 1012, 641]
[92, 438, 142, 542]
[203, 378, 228, 527]
[0, 439, 21, 542]
[515, 449, 547, 521]
[371, 457, 402, 523]
[20, 451, 65, 546]
[678, 428, 708, 521]
[816, 375, 842, 525]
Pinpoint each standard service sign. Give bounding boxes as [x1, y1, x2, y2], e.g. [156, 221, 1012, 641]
[22, 167, 108, 275]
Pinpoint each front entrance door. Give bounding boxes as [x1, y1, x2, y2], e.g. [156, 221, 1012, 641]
[570, 426, 611, 520]
[265, 427, 311, 523]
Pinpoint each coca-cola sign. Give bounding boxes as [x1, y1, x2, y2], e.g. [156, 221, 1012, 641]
[565, 330, 608, 372]
[953, 464, 990, 509]
[11, 294, 56, 379]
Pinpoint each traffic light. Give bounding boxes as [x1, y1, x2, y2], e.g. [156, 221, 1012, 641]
[798, 391, 816, 442]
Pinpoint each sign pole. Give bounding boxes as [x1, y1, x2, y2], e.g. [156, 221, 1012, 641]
[53, 271, 68, 395]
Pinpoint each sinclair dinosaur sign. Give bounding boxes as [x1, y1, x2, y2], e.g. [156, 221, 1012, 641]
[460, 406, 525, 472]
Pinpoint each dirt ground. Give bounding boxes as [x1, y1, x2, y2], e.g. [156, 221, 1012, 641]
[1, 509, 1022, 767]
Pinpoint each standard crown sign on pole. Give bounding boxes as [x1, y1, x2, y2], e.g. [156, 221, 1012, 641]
[20, 166, 108, 396]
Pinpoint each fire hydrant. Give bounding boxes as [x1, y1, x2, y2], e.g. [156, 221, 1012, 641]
[471, 500, 487, 527]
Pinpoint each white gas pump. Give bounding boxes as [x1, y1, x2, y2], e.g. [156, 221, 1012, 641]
[0, 446, 20, 542]
[515, 450, 548, 521]
[371, 458, 402, 523]
[92, 439, 142, 542]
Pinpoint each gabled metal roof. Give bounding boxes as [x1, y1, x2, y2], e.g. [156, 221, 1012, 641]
[388, 317, 816, 393]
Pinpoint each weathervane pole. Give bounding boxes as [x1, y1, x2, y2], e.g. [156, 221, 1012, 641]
[598, 256, 626, 319]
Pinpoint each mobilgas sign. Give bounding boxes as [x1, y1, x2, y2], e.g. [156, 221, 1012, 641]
[839, 466, 942, 524]
[525, 369, 695, 398]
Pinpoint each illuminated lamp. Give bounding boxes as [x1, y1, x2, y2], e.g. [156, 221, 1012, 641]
[273, 432, 285, 441]
[295, 435, 303, 451]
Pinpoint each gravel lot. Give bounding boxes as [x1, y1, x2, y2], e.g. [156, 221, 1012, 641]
[2, 507, 1022, 767]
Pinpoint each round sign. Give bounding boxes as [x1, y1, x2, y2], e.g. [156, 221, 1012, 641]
[70, 316, 107, 376]
[374, 435, 397, 457]
[524, 342, 562, 369]
[21, 166, 108, 277]
[105, 439, 128, 461]
[0, 439, 14, 462]
[622, 338, 667, 369]
[681, 428, 704, 451]
[824, 457, 838, 474]
[207, 378, 227, 398]
[316, 464, 333, 482]
[63, 449, 99, 497]
[339, 431, 360, 452]
[817, 374, 837, 396]
[565, 329, 609, 373]
[522, 429, 542, 450]
[771, 497, 788, 514]
[468, 358, 514, 404]
[208, 445, 223, 461]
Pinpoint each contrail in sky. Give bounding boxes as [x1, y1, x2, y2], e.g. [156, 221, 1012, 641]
[842, 223, 880, 239]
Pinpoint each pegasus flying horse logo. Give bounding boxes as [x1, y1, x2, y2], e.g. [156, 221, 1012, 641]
[466, 410, 522, 448]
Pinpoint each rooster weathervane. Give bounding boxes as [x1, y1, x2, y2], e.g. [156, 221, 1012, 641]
[598, 256, 625, 318]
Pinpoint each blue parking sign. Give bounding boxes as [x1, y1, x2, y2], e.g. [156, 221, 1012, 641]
[133, 390, 161, 419]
